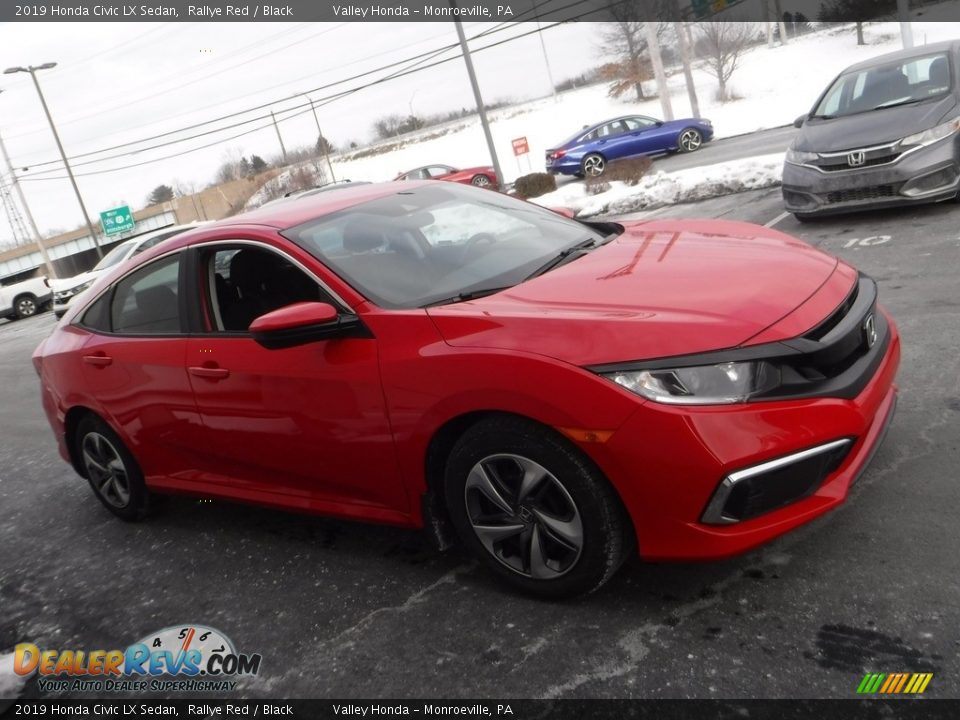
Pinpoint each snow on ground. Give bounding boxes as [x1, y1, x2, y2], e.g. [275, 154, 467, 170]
[532, 153, 786, 217]
[319, 20, 960, 187]
[0, 651, 26, 698]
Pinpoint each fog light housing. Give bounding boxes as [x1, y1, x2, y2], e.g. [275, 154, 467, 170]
[701, 438, 853, 525]
[901, 166, 959, 197]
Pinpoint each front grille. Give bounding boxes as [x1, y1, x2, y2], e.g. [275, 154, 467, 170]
[825, 185, 898, 204]
[816, 153, 901, 171]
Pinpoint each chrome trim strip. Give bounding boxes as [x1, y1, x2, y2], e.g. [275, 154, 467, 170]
[700, 438, 853, 525]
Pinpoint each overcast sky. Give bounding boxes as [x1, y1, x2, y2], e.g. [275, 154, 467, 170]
[0, 20, 603, 243]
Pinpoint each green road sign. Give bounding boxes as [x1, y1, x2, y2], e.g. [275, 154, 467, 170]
[99, 205, 135, 236]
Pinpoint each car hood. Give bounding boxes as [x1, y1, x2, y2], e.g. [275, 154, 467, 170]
[796, 95, 957, 152]
[427, 219, 841, 366]
[50, 270, 101, 292]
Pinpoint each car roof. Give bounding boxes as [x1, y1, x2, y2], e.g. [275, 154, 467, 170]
[208, 180, 435, 231]
[841, 39, 960, 74]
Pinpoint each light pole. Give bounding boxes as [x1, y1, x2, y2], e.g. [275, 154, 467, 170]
[295, 92, 336, 183]
[5, 63, 102, 258]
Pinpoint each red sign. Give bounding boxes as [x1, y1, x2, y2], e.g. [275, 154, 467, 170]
[512, 137, 529, 156]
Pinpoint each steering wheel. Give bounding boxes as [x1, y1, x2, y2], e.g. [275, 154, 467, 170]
[461, 232, 497, 261]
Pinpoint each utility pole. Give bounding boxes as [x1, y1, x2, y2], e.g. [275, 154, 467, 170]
[0, 123, 57, 277]
[5, 64, 101, 258]
[299, 93, 336, 182]
[452, 14, 504, 188]
[897, 0, 914, 48]
[645, 22, 673, 121]
[673, 22, 699, 118]
[531, 0, 557, 100]
[773, 0, 789, 44]
[270, 110, 288, 166]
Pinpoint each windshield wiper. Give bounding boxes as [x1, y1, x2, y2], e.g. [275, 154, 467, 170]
[524, 237, 602, 281]
[421, 286, 513, 308]
[871, 97, 925, 111]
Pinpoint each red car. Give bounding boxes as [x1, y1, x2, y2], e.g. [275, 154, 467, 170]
[34, 182, 899, 598]
[394, 164, 498, 189]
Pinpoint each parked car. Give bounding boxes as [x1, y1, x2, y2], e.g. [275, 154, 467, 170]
[51, 223, 201, 318]
[394, 164, 498, 189]
[34, 182, 899, 598]
[783, 39, 960, 219]
[1, 273, 51, 321]
[546, 115, 714, 177]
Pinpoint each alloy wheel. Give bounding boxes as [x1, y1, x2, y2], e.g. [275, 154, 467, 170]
[679, 129, 702, 152]
[582, 155, 605, 177]
[472, 175, 491, 187]
[16, 297, 37, 317]
[464, 453, 583, 579]
[81, 432, 131, 508]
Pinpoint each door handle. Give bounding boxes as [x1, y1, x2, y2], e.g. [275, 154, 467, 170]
[188, 366, 230, 380]
[82, 354, 113, 367]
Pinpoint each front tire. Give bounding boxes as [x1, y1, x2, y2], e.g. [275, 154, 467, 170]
[444, 416, 633, 598]
[14, 294, 38, 319]
[471, 174, 492, 188]
[677, 128, 703, 153]
[76, 415, 152, 521]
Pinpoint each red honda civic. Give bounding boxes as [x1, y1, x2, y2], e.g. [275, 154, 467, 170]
[34, 182, 899, 598]
[394, 164, 499, 189]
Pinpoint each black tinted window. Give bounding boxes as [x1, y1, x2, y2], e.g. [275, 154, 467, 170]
[79, 292, 111, 332]
[110, 255, 182, 335]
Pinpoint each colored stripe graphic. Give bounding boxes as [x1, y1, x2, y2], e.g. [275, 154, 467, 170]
[858, 672, 932, 694]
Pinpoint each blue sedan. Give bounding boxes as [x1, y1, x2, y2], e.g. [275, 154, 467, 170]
[545, 115, 714, 177]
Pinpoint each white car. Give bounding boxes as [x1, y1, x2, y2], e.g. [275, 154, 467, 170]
[0, 274, 52, 321]
[51, 223, 202, 318]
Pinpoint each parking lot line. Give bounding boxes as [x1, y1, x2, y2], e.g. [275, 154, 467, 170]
[764, 211, 790, 228]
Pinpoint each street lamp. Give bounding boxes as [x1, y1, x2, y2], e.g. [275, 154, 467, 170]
[294, 92, 336, 183]
[0, 88, 57, 278]
[5, 62, 102, 258]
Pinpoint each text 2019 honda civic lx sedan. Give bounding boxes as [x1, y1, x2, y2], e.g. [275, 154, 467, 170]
[33, 182, 900, 598]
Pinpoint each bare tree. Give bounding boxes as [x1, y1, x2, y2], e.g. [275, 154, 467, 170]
[695, 22, 756, 102]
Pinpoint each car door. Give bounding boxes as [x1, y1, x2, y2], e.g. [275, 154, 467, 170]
[426, 165, 454, 180]
[621, 116, 663, 156]
[182, 240, 408, 517]
[599, 120, 637, 160]
[74, 251, 206, 480]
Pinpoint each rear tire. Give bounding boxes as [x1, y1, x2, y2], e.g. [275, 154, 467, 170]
[14, 294, 38, 319]
[444, 416, 633, 598]
[581, 153, 606, 178]
[76, 415, 152, 521]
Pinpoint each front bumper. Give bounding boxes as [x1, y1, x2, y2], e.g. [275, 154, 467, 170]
[585, 308, 900, 561]
[782, 137, 960, 215]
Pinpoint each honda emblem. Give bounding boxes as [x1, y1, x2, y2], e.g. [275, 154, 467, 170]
[848, 151, 866, 167]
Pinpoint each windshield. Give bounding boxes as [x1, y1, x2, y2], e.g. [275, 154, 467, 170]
[813, 52, 952, 118]
[282, 184, 610, 309]
[92, 241, 134, 271]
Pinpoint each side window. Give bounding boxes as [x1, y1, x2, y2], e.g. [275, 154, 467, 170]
[79, 292, 112, 332]
[427, 166, 451, 177]
[110, 254, 182, 335]
[626, 117, 657, 130]
[204, 246, 330, 333]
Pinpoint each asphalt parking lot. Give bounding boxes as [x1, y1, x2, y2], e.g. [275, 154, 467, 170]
[1, 187, 958, 700]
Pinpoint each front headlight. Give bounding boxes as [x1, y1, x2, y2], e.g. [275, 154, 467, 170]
[901, 118, 960, 148]
[59, 280, 93, 299]
[785, 148, 818, 165]
[602, 361, 781, 405]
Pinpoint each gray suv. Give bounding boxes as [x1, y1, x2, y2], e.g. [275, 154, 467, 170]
[783, 40, 960, 219]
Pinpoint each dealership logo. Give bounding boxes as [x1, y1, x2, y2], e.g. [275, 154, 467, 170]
[863, 313, 878, 348]
[847, 150, 866, 167]
[857, 672, 933, 694]
[13, 624, 261, 693]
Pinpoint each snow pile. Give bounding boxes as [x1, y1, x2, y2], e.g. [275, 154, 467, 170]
[532, 153, 786, 217]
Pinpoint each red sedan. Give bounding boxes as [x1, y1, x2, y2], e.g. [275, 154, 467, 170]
[34, 182, 899, 598]
[394, 163, 498, 189]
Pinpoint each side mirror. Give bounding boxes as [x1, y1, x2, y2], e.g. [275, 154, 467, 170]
[249, 302, 367, 350]
[793, 114, 806, 129]
[549, 207, 576, 219]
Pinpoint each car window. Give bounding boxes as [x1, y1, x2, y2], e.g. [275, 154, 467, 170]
[815, 52, 953, 117]
[110, 254, 182, 335]
[427, 166, 452, 177]
[625, 117, 658, 130]
[203, 245, 332, 333]
[283, 183, 608, 309]
[92, 242, 135, 271]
